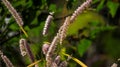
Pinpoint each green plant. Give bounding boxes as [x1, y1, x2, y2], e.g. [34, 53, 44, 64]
[0, 0, 120, 67]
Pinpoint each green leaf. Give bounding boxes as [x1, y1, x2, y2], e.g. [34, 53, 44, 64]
[90, 25, 116, 39]
[24, 26, 30, 31]
[67, 11, 105, 36]
[9, 23, 19, 31]
[31, 18, 38, 25]
[77, 39, 92, 56]
[30, 44, 40, 56]
[26, 0, 33, 8]
[29, 26, 41, 37]
[96, 0, 105, 11]
[49, 4, 57, 12]
[92, 0, 99, 4]
[13, 0, 26, 7]
[47, 21, 56, 35]
[107, 1, 119, 17]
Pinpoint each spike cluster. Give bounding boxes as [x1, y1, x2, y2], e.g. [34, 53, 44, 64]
[19, 39, 27, 56]
[45, 0, 92, 67]
[59, 61, 68, 67]
[54, 55, 61, 65]
[2, 0, 23, 26]
[42, 42, 50, 55]
[2, 0, 28, 37]
[43, 12, 54, 36]
[1, 0, 92, 67]
[59, 16, 70, 44]
[46, 36, 59, 67]
[51, 55, 68, 67]
[0, 50, 14, 67]
[45, 16, 71, 67]
[19, 38, 35, 62]
[70, 0, 92, 23]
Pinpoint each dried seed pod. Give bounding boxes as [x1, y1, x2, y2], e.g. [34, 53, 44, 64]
[42, 42, 50, 55]
[42, 12, 54, 36]
[19, 38, 27, 56]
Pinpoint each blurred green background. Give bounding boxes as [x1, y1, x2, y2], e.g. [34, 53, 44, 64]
[0, 0, 120, 67]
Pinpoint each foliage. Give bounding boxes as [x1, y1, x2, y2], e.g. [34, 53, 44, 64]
[0, 0, 120, 67]
[77, 39, 92, 56]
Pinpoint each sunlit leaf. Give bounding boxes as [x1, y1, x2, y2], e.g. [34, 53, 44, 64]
[107, 1, 119, 17]
[67, 11, 105, 36]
